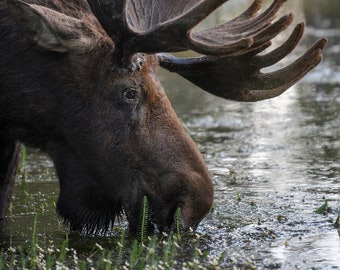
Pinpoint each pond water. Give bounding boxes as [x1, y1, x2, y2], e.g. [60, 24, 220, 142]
[1, 0, 339, 269]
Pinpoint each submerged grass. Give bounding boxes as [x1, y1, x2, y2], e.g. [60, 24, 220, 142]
[0, 196, 226, 270]
[0, 220, 216, 269]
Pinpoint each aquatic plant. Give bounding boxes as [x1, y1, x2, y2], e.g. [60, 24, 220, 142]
[0, 195, 227, 269]
[139, 196, 149, 243]
[315, 199, 329, 215]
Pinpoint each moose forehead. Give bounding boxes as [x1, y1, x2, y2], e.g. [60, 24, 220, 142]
[109, 54, 161, 100]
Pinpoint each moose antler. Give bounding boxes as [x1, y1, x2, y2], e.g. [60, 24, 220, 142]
[88, 0, 327, 101]
[158, 25, 327, 101]
[89, 0, 293, 61]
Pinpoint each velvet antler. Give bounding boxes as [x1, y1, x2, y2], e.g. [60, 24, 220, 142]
[88, 0, 327, 101]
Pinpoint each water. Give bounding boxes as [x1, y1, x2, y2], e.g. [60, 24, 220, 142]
[1, 0, 339, 269]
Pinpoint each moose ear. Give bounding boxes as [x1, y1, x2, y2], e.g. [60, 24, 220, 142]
[7, 0, 94, 52]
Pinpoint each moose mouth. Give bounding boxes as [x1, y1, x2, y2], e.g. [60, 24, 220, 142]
[147, 206, 180, 234]
[124, 196, 184, 235]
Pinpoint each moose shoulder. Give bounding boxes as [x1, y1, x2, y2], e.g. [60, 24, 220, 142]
[0, 0, 327, 234]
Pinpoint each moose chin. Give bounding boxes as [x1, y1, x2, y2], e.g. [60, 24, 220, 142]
[0, 0, 327, 234]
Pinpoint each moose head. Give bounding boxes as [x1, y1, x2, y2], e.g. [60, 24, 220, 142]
[0, 0, 326, 234]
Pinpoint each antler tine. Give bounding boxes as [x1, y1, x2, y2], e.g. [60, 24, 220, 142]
[189, 12, 293, 56]
[189, 0, 291, 56]
[151, 0, 231, 34]
[250, 39, 326, 93]
[240, 40, 325, 101]
[228, 0, 264, 23]
[222, 0, 285, 31]
[158, 22, 327, 102]
[251, 13, 293, 48]
[231, 0, 287, 30]
[252, 22, 305, 68]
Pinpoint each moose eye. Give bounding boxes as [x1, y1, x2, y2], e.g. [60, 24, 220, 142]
[123, 89, 138, 100]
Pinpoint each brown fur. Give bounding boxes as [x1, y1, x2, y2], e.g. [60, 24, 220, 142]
[0, 0, 213, 234]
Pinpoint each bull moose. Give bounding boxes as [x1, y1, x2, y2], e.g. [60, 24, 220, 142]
[0, 0, 327, 234]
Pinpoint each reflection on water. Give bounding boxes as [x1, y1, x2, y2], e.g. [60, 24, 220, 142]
[271, 231, 340, 269]
[1, 0, 339, 268]
[163, 1, 340, 267]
